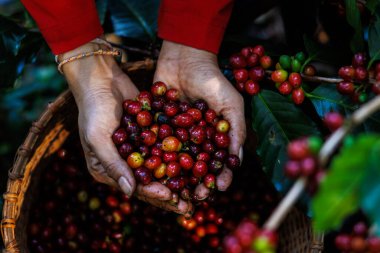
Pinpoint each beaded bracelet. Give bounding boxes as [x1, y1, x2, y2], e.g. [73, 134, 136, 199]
[57, 49, 121, 74]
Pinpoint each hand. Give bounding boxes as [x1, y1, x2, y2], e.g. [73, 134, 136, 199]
[61, 41, 193, 215]
[154, 41, 246, 200]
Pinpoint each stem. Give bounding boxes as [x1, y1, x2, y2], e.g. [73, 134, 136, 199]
[262, 95, 380, 231]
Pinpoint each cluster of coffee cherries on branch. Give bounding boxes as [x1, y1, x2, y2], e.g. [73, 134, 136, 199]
[271, 52, 309, 105]
[229, 45, 315, 105]
[224, 218, 278, 253]
[284, 135, 325, 194]
[229, 45, 272, 95]
[333, 217, 380, 252]
[113, 81, 240, 202]
[337, 53, 380, 103]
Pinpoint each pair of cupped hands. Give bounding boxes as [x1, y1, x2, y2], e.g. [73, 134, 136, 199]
[62, 40, 246, 216]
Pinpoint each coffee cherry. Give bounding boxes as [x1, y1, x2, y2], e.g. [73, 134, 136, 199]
[368, 237, 380, 252]
[190, 126, 206, 144]
[271, 69, 288, 83]
[300, 156, 317, 177]
[278, 81, 293, 95]
[295, 52, 306, 64]
[352, 221, 368, 236]
[127, 101, 143, 115]
[172, 113, 195, 128]
[235, 82, 245, 92]
[352, 52, 367, 67]
[337, 81, 355, 95]
[252, 45, 265, 57]
[279, 55, 291, 70]
[187, 108, 203, 122]
[260, 55, 272, 69]
[144, 155, 162, 170]
[303, 64, 316, 76]
[204, 109, 217, 124]
[175, 128, 189, 142]
[167, 177, 186, 192]
[372, 82, 380, 94]
[178, 153, 194, 170]
[112, 128, 128, 145]
[193, 161, 208, 177]
[229, 54, 247, 69]
[197, 152, 211, 162]
[192, 99, 209, 113]
[165, 88, 180, 101]
[163, 101, 179, 117]
[291, 59, 302, 73]
[166, 161, 181, 177]
[151, 81, 167, 96]
[216, 119, 230, 133]
[136, 111, 152, 127]
[204, 174, 216, 189]
[288, 72, 302, 88]
[150, 98, 164, 112]
[214, 132, 230, 148]
[158, 124, 173, 140]
[291, 88, 305, 105]
[134, 166, 152, 185]
[244, 80, 260, 95]
[240, 47, 253, 58]
[324, 112, 344, 132]
[233, 69, 248, 83]
[127, 152, 144, 169]
[226, 154, 240, 170]
[338, 66, 355, 81]
[248, 66, 265, 81]
[284, 160, 301, 179]
[354, 66, 368, 81]
[178, 101, 191, 112]
[351, 236, 367, 252]
[287, 139, 310, 160]
[246, 53, 260, 67]
[140, 130, 157, 146]
[154, 163, 167, 178]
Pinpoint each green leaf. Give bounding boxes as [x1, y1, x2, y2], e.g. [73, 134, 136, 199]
[309, 85, 380, 132]
[96, 0, 108, 24]
[251, 90, 320, 192]
[366, 0, 380, 14]
[0, 15, 44, 88]
[108, 0, 159, 41]
[345, 0, 365, 52]
[360, 139, 380, 237]
[312, 135, 380, 232]
[368, 7, 380, 67]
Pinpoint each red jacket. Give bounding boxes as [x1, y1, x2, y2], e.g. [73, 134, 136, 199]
[20, 0, 234, 55]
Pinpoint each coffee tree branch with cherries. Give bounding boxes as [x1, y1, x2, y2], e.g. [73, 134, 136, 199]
[223, 9, 380, 252]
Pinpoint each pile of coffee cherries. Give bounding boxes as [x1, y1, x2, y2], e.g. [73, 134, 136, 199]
[113, 81, 240, 201]
[27, 134, 279, 253]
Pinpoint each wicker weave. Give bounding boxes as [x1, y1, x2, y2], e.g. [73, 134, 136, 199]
[1, 59, 323, 253]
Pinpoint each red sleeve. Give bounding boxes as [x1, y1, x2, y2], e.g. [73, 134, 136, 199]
[158, 0, 234, 54]
[21, 0, 103, 55]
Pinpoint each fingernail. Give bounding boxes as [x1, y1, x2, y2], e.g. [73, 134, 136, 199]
[238, 146, 244, 165]
[118, 176, 133, 197]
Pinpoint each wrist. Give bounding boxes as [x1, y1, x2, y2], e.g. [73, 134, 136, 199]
[159, 40, 217, 66]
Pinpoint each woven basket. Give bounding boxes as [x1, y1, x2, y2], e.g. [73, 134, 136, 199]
[1, 60, 323, 253]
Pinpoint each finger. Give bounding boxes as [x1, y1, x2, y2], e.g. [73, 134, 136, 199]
[137, 195, 194, 215]
[194, 184, 210, 201]
[220, 95, 246, 158]
[216, 167, 233, 191]
[135, 182, 172, 201]
[88, 135, 136, 197]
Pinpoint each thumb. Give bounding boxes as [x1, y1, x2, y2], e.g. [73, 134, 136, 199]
[91, 137, 136, 197]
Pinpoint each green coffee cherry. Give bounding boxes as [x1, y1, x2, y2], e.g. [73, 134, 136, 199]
[279, 55, 291, 70]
